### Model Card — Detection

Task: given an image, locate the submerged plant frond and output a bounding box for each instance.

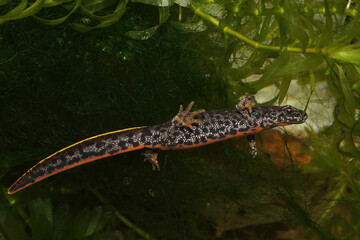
[2,0,360,239]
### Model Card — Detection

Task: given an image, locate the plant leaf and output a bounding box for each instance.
[174,0,190,7]
[0,212,30,240]
[250,53,289,92]
[283,1,309,49]
[257,10,272,42]
[278,76,292,104]
[85,206,102,236]
[337,64,355,116]
[198,3,227,20]
[83,0,117,13]
[80,0,127,21]
[159,6,169,24]
[0,0,10,6]
[319,0,333,46]
[29,198,53,224]
[131,0,173,7]
[328,43,360,67]
[52,205,69,239]
[43,0,73,8]
[125,25,160,40]
[25,198,54,239]
[125,6,169,40]
[34,0,81,25]
[72,208,91,237]
[71,0,127,32]
[275,55,324,76]
[10,0,44,21]
[0,0,27,23]
[171,19,207,32]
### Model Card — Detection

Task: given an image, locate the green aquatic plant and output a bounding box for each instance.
[0,190,122,240]
[1,0,360,238]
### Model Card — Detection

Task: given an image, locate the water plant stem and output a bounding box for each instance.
[233,7,357,18]
[88,186,156,240]
[191,4,323,54]
[318,180,347,224]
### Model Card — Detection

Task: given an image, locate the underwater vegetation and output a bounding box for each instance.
[1,0,360,239]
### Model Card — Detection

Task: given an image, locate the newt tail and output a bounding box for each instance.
[8,95,307,194]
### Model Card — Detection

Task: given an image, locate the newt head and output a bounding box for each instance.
[256,105,308,128]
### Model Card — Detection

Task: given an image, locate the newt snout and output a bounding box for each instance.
[302,111,308,122]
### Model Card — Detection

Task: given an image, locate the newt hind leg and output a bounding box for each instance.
[144,149,160,170]
[247,135,257,157]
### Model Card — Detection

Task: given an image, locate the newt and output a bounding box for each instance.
[8,94,307,194]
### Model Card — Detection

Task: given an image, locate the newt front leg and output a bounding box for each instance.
[172,101,205,130]
[145,101,205,170]
[236,94,259,156]
[163,101,205,145]
[236,93,256,118]
[237,93,256,113]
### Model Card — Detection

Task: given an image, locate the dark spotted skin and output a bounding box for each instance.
[8,104,307,194]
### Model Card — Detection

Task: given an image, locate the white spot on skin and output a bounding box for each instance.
[56,159,63,165]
